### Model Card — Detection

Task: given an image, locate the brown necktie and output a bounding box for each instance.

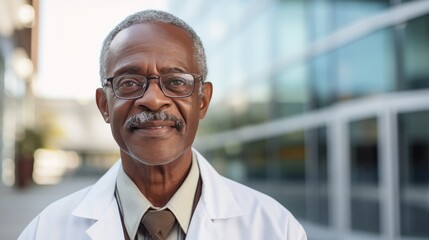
[140,209,176,240]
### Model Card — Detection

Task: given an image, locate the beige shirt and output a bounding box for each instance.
[115,153,200,240]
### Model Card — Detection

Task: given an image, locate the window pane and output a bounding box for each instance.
[306,127,330,225]
[349,118,380,233]
[401,14,429,90]
[242,139,268,180]
[334,0,389,30]
[336,29,395,101]
[398,111,429,238]
[272,64,309,118]
[266,132,306,219]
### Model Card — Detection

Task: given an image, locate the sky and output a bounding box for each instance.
[34,0,168,100]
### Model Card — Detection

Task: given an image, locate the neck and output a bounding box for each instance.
[121,151,192,207]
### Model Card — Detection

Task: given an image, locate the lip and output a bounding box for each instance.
[129,121,178,137]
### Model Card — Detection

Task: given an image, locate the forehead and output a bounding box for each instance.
[106,23,196,74]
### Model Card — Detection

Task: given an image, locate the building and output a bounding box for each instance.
[167,0,429,239]
[0,0,38,187]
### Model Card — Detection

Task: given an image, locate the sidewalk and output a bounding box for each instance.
[0,176,98,240]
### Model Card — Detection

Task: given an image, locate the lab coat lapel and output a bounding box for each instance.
[186,202,222,239]
[186,150,243,239]
[86,199,124,240]
[71,162,124,240]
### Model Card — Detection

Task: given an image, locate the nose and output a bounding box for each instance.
[134,79,171,111]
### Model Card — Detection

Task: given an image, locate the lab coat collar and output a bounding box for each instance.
[187,150,243,239]
[69,150,244,240]
[71,162,120,220]
[71,162,124,240]
[193,149,243,220]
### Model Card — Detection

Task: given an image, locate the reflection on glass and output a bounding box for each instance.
[398,111,429,238]
[401,14,429,90]
[272,64,309,118]
[309,53,336,108]
[349,118,380,233]
[334,0,389,30]
[242,139,268,180]
[306,127,330,225]
[309,29,395,108]
[268,132,306,219]
[336,29,394,101]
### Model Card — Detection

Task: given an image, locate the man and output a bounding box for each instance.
[19,10,307,240]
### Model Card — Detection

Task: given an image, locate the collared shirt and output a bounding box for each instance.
[115,153,200,240]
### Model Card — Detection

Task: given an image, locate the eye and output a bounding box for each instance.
[120,80,138,87]
[115,76,143,89]
[167,78,187,86]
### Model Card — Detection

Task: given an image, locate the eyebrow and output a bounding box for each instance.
[112,66,140,76]
[113,66,187,77]
[161,67,186,73]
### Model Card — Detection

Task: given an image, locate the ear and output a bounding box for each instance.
[199,82,212,119]
[96,88,110,123]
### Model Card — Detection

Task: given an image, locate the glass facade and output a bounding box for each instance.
[169,0,429,239]
[401,14,429,90]
[398,111,429,237]
[349,118,380,233]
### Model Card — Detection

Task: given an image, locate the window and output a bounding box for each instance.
[401,14,429,90]
[349,118,380,233]
[398,111,429,238]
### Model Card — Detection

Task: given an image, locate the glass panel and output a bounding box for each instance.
[242,6,273,78]
[401,14,429,90]
[264,132,306,219]
[334,0,389,30]
[272,64,309,118]
[308,53,336,109]
[273,0,306,59]
[349,118,380,233]
[398,111,429,238]
[307,0,334,41]
[242,139,268,180]
[309,29,395,108]
[335,29,395,101]
[306,127,330,225]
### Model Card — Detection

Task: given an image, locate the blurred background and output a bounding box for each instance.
[1,0,429,239]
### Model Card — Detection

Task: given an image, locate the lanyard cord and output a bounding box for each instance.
[115,184,133,240]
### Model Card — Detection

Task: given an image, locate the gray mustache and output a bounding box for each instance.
[125,112,184,131]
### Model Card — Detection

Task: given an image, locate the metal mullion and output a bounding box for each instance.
[378,107,400,239]
[328,116,350,239]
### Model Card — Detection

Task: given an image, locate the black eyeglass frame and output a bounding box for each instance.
[102,73,203,100]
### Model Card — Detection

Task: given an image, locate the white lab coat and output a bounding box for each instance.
[18,150,307,240]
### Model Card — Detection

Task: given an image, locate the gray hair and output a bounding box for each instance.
[99,10,207,83]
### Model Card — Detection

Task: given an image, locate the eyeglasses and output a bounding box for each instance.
[103,73,202,99]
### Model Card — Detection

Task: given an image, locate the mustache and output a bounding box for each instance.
[125,111,185,131]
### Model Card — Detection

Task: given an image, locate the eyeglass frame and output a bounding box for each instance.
[102,73,203,100]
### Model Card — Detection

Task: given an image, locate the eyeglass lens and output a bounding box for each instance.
[112,73,195,99]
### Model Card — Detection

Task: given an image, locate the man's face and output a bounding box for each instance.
[96,23,212,166]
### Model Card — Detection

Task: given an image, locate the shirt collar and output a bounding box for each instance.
[116,153,200,239]
[166,152,200,233]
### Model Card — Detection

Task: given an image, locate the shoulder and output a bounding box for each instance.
[224,176,301,222]
[225,177,307,239]
[18,162,121,239]
[216,176,308,239]
[18,186,94,240]
[223,177,286,211]
[194,150,307,239]
[38,186,92,220]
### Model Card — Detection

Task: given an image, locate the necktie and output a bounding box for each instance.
[141,209,176,240]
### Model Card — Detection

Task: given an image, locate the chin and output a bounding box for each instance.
[124,148,185,167]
